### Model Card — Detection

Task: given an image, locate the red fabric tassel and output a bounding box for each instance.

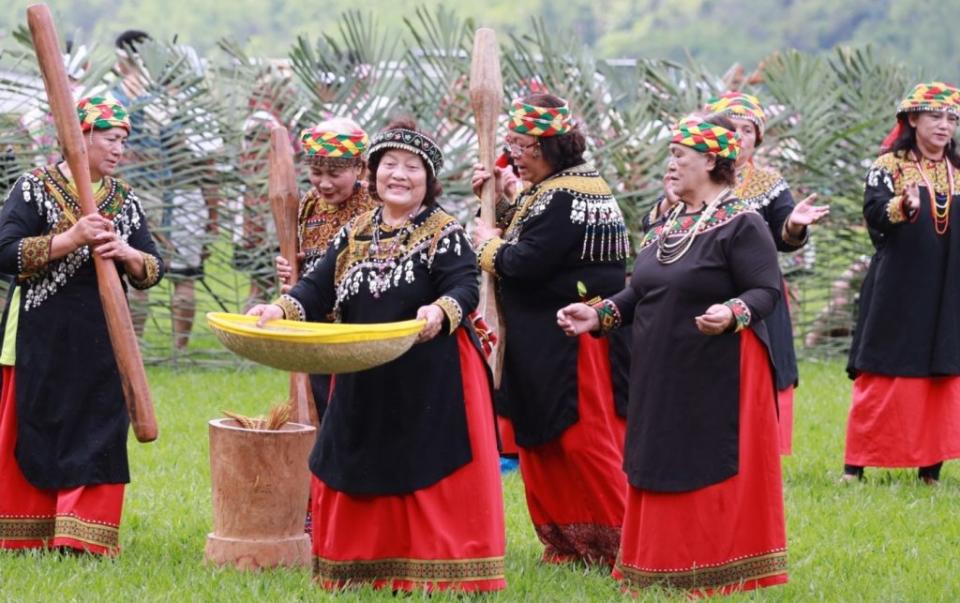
[880,121,903,153]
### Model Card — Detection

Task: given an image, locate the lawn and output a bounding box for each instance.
[2,359,959,601]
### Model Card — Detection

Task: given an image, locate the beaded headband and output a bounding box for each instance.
[671,116,741,159]
[299,127,369,158]
[896,81,960,117]
[368,127,444,176]
[507,98,573,137]
[704,91,765,141]
[77,94,131,133]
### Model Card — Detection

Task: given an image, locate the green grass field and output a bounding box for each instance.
[2,360,959,601]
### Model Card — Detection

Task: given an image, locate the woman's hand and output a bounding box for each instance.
[471,163,504,200]
[695,304,734,335]
[471,218,502,247]
[786,193,829,234]
[556,303,600,336]
[415,304,446,343]
[275,252,306,294]
[247,303,284,327]
[500,166,520,200]
[93,229,140,264]
[903,182,921,213]
[68,214,115,249]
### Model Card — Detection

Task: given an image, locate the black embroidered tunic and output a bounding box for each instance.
[848,152,960,378]
[478,163,630,447]
[605,199,780,492]
[0,166,164,489]
[280,205,482,495]
[642,163,805,391]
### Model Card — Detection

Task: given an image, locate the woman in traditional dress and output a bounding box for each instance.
[843,82,960,485]
[646,92,829,455]
[705,92,827,455]
[275,117,376,416]
[248,118,505,592]
[0,95,164,555]
[472,94,630,566]
[558,114,788,595]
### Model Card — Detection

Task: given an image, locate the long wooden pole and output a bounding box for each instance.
[27,4,157,442]
[469,28,505,385]
[268,126,317,427]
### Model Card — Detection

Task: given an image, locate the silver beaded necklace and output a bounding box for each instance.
[656,187,731,265]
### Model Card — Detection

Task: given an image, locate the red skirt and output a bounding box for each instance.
[497,416,519,456]
[845,373,960,467]
[0,367,124,556]
[517,333,627,566]
[778,386,794,456]
[310,330,505,592]
[613,330,787,596]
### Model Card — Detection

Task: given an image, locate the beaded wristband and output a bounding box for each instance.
[591,299,622,333]
[723,298,751,332]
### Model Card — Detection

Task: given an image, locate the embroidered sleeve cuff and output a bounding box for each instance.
[724,298,751,332]
[273,294,306,322]
[592,299,622,333]
[885,195,909,224]
[128,252,162,290]
[432,295,463,334]
[780,220,808,248]
[477,237,505,275]
[18,235,53,275]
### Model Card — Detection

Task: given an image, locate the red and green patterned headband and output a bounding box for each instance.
[703,91,765,139]
[300,127,369,158]
[897,81,960,117]
[77,95,131,133]
[671,116,741,159]
[508,98,573,137]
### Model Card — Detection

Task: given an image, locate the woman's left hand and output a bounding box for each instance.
[94,230,140,264]
[695,304,734,335]
[786,193,829,231]
[415,304,446,343]
[471,218,502,248]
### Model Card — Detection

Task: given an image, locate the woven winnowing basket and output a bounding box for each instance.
[206,312,424,374]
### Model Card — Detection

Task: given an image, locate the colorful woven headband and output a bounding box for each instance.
[508,99,573,137]
[704,91,765,139]
[368,128,444,176]
[77,95,130,133]
[671,116,741,159]
[300,127,368,158]
[896,81,960,117]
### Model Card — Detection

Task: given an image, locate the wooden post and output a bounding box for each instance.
[469,27,505,385]
[268,126,317,426]
[27,3,157,442]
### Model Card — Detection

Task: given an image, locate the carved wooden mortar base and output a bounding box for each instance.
[205,418,316,570]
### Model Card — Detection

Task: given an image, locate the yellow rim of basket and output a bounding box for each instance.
[206,312,425,344]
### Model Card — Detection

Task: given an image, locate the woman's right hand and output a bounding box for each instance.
[67,214,115,249]
[247,303,284,327]
[556,303,600,336]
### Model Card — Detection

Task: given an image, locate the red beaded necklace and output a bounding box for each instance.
[912,152,955,235]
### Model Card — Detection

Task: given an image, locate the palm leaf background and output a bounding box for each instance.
[0,9,923,363]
